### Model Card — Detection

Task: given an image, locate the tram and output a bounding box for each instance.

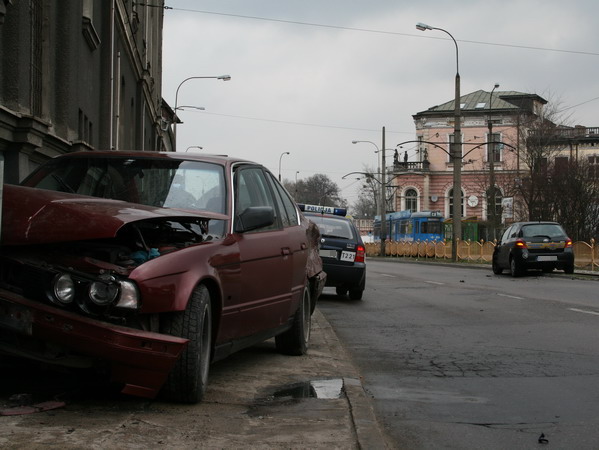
[373,210,444,242]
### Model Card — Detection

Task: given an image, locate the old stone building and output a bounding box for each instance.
[0,0,172,184]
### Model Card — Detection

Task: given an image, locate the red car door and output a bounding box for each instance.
[221,166,293,339]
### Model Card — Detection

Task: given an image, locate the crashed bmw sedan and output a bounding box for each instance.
[0,151,325,403]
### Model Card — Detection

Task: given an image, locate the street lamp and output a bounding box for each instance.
[278,151,290,181]
[295,171,300,197]
[186,146,203,152]
[488,83,500,240]
[173,75,231,150]
[416,22,462,261]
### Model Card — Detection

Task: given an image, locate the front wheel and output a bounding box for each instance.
[564,263,575,274]
[276,282,311,356]
[161,285,212,403]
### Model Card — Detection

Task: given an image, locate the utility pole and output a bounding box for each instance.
[380,127,387,257]
[488,83,499,241]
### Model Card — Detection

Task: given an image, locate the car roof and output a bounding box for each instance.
[53,150,257,167]
[304,212,352,221]
[511,221,561,227]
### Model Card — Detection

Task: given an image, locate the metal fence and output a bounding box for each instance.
[365,239,599,271]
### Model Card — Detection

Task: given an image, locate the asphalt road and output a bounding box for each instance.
[318,259,599,449]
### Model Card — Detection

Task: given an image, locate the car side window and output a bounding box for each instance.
[500,226,512,243]
[266,173,299,227]
[234,166,280,232]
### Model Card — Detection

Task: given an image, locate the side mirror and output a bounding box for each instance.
[235,206,275,233]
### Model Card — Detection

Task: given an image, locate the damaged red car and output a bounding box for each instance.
[0,151,325,403]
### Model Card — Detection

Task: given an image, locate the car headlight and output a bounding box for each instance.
[53,274,75,304]
[89,276,119,306]
[115,280,139,309]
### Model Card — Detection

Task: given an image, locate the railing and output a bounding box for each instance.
[365,238,599,271]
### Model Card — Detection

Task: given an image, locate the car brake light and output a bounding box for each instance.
[355,245,365,263]
[515,239,527,249]
[565,238,572,248]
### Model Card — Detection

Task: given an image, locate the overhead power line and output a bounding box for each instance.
[165,6,599,57]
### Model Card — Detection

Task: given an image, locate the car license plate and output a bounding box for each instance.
[340,251,356,262]
[319,249,337,259]
[537,255,557,261]
[0,300,33,335]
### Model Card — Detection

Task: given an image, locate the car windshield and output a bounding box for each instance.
[308,215,354,239]
[22,156,226,214]
[521,224,566,238]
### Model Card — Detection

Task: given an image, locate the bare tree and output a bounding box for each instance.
[283,174,345,207]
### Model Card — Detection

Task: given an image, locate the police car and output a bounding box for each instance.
[300,204,366,300]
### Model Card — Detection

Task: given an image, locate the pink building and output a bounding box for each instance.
[390,90,547,234]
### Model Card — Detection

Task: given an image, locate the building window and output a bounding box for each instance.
[405,189,417,212]
[448,188,465,218]
[487,132,502,163]
[589,156,599,178]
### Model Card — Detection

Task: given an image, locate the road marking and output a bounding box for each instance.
[568,308,599,316]
[380,274,396,278]
[425,281,445,285]
[496,293,524,300]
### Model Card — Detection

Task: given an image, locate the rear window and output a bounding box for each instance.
[308,215,354,240]
[521,224,566,238]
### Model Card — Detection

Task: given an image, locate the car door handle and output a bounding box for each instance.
[281,247,291,256]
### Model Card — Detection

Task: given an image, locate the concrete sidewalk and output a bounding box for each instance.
[0,309,391,449]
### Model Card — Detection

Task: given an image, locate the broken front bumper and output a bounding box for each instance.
[0,289,188,399]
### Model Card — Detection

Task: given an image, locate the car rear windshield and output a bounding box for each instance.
[22,156,226,214]
[308,215,354,240]
[521,224,566,238]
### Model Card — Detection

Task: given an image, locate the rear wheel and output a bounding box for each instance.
[564,263,575,274]
[509,257,523,277]
[276,282,311,355]
[161,285,212,403]
[335,287,348,297]
[492,257,503,275]
[349,288,363,300]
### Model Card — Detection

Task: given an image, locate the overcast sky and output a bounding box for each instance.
[162,0,599,208]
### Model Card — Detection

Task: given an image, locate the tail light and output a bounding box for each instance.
[565,238,572,248]
[355,245,366,263]
[515,239,527,249]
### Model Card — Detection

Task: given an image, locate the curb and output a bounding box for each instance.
[313,309,391,449]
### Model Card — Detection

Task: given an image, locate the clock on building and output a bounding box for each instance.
[467,195,479,207]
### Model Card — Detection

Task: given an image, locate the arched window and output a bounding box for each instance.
[448,188,465,218]
[405,189,417,212]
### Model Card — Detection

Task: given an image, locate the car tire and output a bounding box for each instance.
[509,257,523,277]
[348,288,363,301]
[564,264,575,274]
[276,282,311,356]
[492,257,503,275]
[161,285,212,403]
[335,287,348,297]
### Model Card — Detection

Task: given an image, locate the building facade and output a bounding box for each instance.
[389,90,549,236]
[0,0,172,184]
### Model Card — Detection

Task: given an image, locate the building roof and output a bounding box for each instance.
[413,90,547,117]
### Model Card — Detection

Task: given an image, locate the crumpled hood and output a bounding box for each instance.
[2,184,224,245]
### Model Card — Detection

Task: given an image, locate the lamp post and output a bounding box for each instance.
[186,146,203,152]
[488,83,500,240]
[295,171,300,198]
[416,22,461,261]
[278,151,290,181]
[353,127,389,257]
[173,75,231,150]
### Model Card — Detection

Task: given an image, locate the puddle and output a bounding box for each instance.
[272,378,344,400]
